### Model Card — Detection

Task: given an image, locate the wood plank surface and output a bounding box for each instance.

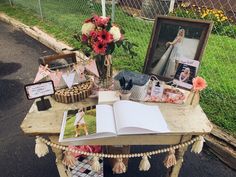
[211,125,236,149]
[20,97,212,145]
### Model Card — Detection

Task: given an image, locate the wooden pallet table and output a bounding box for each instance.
[20,96,212,177]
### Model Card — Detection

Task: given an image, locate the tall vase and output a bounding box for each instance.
[95,54,113,89]
[185,90,200,107]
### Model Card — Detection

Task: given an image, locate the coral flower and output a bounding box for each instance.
[93,41,107,54]
[97,30,113,43]
[192,76,207,91]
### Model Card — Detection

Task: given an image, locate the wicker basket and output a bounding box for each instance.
[52,80,93,104]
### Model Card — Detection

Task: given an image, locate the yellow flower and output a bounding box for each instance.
[201,13,207,18]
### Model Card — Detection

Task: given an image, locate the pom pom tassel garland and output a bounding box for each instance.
[191,136,205,154]
[62,151,77,168]
[139,154,151,171]
[35,136,49,158]
[33,136,205,172]
[112,158,127,174]
[163,148,177,168]
[91,156,101,172]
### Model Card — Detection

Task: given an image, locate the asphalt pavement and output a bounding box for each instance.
[0,21,235,177]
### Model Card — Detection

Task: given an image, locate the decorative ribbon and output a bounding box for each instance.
[104,55,112,79]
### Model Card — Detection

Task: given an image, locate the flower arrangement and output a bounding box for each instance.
[75,15,137,58]
[74,15,137,88]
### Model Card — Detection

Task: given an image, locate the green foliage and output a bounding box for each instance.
[171,4,236,39]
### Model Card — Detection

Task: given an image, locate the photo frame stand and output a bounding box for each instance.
[36,97,51,111]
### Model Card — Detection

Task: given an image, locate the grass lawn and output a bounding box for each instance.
[0,1,235,135]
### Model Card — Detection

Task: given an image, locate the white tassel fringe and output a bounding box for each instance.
[62,151,77,168]
[91,156,101,172]
[112,158,126,174]
[191,136,205,154]
[163,148,176,168]
[35,136,49,158]
[139,154,151,171]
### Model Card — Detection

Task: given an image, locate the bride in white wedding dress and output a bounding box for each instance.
[151,29,185,78]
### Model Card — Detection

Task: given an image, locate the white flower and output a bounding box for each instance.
[109,26,121,42]
[81,22,95,35]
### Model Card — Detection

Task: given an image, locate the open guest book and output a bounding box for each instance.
[59,100,169,143]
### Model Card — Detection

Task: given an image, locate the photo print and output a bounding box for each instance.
[173,58,200,89]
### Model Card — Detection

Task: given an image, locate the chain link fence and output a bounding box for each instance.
[1,0,236,133]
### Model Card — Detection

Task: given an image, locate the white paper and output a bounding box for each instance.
[96,105,116,134]
[113,101,169,134]
[26,82,54,99]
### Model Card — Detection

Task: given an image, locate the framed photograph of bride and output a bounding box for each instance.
[143,15,213,89]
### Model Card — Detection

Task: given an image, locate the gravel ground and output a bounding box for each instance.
[0,21,235,177]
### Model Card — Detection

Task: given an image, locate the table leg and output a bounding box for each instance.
[167,135,192,177]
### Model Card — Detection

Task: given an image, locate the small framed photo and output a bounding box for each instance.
[143,16,213,82]
[173,58,199,89]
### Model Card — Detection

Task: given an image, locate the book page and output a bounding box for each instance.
[113,101,169,134]
[96,105,116,134]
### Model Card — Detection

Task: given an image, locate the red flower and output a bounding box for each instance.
[90,30,98,39]
[81,34,88,43]
[93,15,110,27]
[97,30,113,43]
[93,41,107,54]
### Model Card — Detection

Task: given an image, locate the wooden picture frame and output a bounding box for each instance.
[143,16,213,82]
[39,53,77,70]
